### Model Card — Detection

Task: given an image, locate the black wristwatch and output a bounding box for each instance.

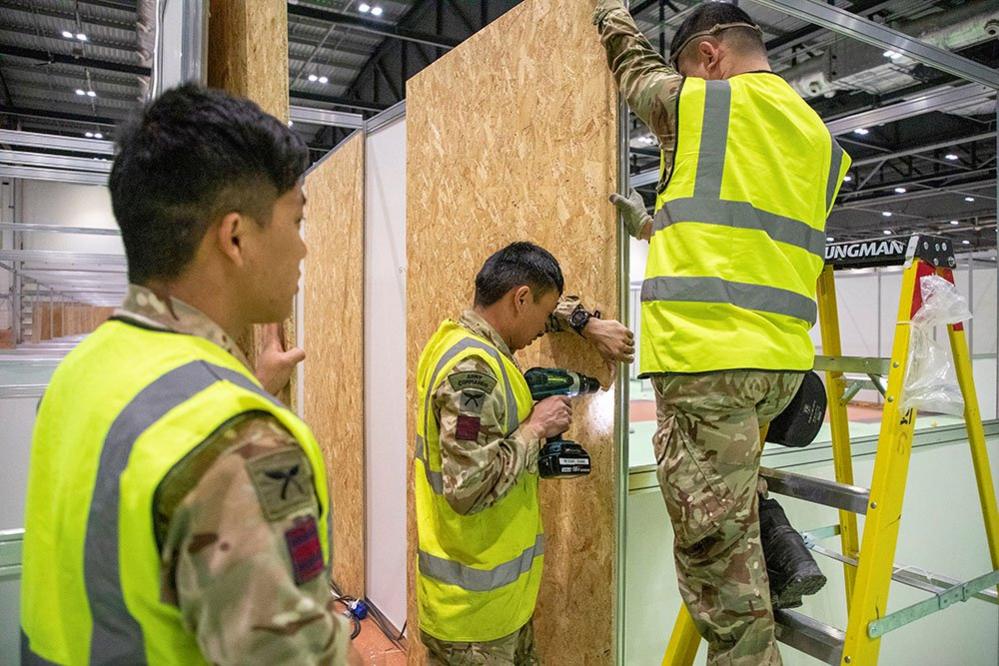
[569,306,600,336]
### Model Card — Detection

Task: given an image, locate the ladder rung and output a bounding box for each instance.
[773,609,844,665]
[761,467,870,514]
[814,355,891,375]
[808,541,999,606]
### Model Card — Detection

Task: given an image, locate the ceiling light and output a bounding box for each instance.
[894,187,906,194]
[826,236,835,242]
[93,132,103,139]
[962,240,971,245]
[881,211,892,217]
[358,2,371,12]
[371,6,383,16]
[950,220,960,225]
[843,175,853,182]
[854,128,869,136]
[883,229,892,235]
[75,88,86,95]
[965,196,975,202]
[318,75,329,84]
[945,153,959,161]
[76,33,87,41]
[84,131,94,138]
[288,120,294,127]
[61,30,74,39]
[86,90,96,97]
[307,74,318,82]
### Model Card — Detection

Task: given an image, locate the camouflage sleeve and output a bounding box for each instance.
[545,295,583,334]
[434,356,541,515]
[593,0,683,152]
[157,414,352,665]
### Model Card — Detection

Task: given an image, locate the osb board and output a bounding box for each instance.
[405,0,619,662]
[207,0,289,121]
[207,0,295,407]
[33,304,47,343]
[52,304,63,339]
[302,132,366,598]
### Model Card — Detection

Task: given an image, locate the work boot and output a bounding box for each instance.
[759,496,826,610]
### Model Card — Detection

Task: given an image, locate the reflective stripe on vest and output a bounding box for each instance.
[418,534,544,592]
[82,360,279,664]
[642,74,850,374]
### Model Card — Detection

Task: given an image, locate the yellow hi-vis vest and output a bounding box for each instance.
[20,319,330,665]
[642,73,851,375]
[414,321,541,642]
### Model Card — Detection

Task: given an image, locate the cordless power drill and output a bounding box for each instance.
[524,367,601,479]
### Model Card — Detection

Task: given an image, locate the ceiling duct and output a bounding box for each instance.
[783,0,999,101]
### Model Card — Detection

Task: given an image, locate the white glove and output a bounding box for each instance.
[609,188,653,239]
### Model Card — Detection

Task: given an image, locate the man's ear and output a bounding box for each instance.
[512,285,531,315]
[216,212,246,267]
[699,40,722,73]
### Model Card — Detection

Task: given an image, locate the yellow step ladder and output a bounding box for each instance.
[661,235,999,665]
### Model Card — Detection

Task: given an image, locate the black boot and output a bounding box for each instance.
[759,496,826,610]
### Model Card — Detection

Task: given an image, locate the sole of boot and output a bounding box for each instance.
[780,570,827,599]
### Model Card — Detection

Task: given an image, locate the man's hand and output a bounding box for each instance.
[522,396,573,440]
[254,323,306,396]
[609,188,653,240]
[583,317,635,364]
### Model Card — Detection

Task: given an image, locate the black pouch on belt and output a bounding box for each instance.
[765,371,827,448]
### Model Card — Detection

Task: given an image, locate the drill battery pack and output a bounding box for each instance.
[538,439,591,478]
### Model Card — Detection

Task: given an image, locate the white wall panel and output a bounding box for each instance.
[363,117,408,630]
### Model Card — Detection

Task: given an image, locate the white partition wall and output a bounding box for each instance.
[363,114,408,630]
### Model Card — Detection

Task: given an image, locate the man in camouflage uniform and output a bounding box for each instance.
[21,86,361,665]
[417,242,634,664]
[594,2,836,665]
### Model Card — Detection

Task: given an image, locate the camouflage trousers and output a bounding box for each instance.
[652,370,803,666]
[421,621,538,666]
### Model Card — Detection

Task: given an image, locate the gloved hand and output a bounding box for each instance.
[609,188,653,240]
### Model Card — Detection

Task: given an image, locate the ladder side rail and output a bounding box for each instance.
[817,265,862,603]
[940,267,999,587]
[841,260,927,665]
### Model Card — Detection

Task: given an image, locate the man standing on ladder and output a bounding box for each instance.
[594,2,851,664]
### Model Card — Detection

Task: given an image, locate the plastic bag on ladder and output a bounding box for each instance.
[901,274,973,416]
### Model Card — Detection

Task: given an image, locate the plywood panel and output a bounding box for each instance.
[303,133,366,598]
[207,0,295,407]
[406,0,619,662]
[207,0,289,121]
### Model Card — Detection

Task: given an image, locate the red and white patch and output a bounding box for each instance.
[455,414,481,441]
[284,515,324,585]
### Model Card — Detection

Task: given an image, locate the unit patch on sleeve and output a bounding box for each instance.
[448,371,497,395]
[284,515,324,585]
[455,414,482,441]
[459,389,486,414]
[246,448,316,521]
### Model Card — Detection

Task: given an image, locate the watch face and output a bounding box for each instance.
[570,310,588,328]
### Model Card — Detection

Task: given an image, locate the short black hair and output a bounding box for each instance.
[670,3,765,65]
[474,242,565,307]
[109,84,309,284]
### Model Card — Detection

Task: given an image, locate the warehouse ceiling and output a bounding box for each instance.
[0,0,995,251]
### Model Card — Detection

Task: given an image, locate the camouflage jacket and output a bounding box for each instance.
[594,0,683,186]
[431,297,583,515]
[115,285,351,665]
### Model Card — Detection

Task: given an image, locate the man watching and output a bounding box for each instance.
[21,85,361,665]
[414,241,633,664]
[595,2,851,664]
